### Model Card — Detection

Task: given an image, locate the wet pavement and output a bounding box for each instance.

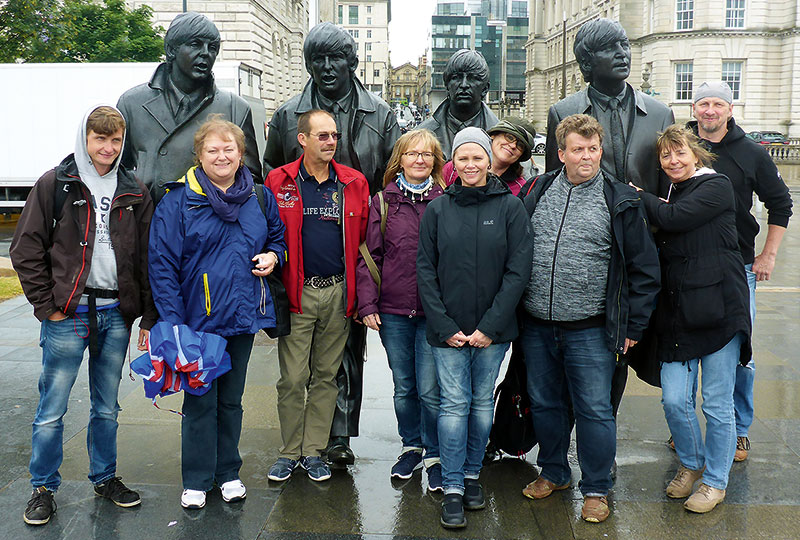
[0,209,797,540]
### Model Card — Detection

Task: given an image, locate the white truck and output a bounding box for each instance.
[0,61,267,211]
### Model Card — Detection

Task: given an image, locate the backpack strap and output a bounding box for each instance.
[51,181,71,233]
[378,190,387,236]
[359,190,386,290]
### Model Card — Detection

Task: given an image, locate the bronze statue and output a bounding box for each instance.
[117,12,261,202]
[263,22,400,465]
[263,22,399,195]
[544,18,674,196]
[418,49,499,159]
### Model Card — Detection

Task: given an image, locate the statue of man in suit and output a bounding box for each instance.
[544,18,674,196]
[117,12,261,202]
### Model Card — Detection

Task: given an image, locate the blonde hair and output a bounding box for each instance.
[193,114,246,166]
[555,114,605,150]
[656,125,715,168]
[383,129,445,188]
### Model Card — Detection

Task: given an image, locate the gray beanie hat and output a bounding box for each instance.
[693,81,733,104]
[451,126,492,165]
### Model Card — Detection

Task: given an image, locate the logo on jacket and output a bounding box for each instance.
[277,185,299,208]
[483,219,495,226]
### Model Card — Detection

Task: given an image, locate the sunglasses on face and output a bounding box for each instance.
[308,131,342,142]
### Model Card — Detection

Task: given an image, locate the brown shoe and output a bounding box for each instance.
[581,496,609,523]
[522,476,570,500]
[666,465,705,498]
[734,436,750,462]
[684,483,725,513]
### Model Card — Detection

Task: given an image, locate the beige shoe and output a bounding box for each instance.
[734,436,750,462]
[522,476,570,500]
[666,465,705,498]
[684,483,725,513]
[581,496,609,523]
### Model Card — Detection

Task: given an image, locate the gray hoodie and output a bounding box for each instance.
[75,105,125,305]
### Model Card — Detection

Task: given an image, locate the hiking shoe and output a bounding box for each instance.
[666,465,704,499]
[522,476,570,500]
[301,456,331,482]
[267,458,298,482]
[463,478,485,510]
[581,496,609,523]
[440,493,466,529]
[220,479,246,503]
[734,436,750,462]
[180,489,206,509]
[426,463,443,493]
[326,438,355,466]
[23,487,56,526]
[93,477,141,508]
[684,483,725,513]
[667,435,676,452]
[390,450,423,480]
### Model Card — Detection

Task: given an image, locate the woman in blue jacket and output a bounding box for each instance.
[149,116,286,510]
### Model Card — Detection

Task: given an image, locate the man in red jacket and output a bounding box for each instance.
[265,109,369,482]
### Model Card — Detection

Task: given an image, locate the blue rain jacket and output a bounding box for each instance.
[149,167,287,337]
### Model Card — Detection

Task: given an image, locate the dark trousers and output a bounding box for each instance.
[330,323,366,439]
[181,333,254,491]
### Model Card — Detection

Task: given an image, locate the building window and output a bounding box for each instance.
[674,62,693,101]
[366,54,372,61]
[349,5,358,24]
[347,29,359,38]
[725,0,745,28]
[338,5,343,24]
[722,61,743,100]
[366,42,371,51]
[374,69,380,78]
[367,5,371,13]
[367,17,372,25]
[367,30,372,38]
[360,70,365,78]
[676,0,693,30]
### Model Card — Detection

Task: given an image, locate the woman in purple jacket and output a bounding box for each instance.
[357,129,446,491]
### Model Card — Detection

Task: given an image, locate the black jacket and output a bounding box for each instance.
[641,172,751,365]
[417,175,532,347]
[519,169,661,354]
[11,155,157,329]
[687,118,793,264]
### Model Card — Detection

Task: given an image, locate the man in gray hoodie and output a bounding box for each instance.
[11,106,157,526]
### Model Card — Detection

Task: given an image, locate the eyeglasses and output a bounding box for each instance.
[498,132,520,148]
[402,151,435,161]
[308,131,342,142]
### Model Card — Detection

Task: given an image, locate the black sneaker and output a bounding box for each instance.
[94,477,141,507]
[463,478,486,510]
[440,493,466,529]
[24,487,56,526]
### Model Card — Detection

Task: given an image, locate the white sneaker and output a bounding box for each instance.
[180,489,206,509]
[220,479,247,503]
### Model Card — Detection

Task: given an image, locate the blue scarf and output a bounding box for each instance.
[396,172,433,201]
[195,165,254,222]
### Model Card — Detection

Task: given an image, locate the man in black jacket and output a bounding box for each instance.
[687,81,793,462]
[519,114,660,523]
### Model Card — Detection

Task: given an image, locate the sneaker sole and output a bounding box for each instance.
[307,472,331,482]
[267,473,292,482]
[440,517,467,529]
[391,461,423,480]
[181,500,206,509]
[222,493,246,503]
[23,513,51,526]
[428,485,444,493]
[93,491,141,508]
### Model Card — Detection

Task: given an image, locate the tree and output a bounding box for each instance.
[0,0,164,63]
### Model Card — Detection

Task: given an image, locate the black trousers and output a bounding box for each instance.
[330,323,366,438]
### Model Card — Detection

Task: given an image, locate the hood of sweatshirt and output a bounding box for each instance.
[74,104,126,188]
[445,173,511,206]
[686,117,746,148]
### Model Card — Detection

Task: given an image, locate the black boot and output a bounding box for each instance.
[440,493,467,529]
[326,437,355,466]
[463,478,486,510]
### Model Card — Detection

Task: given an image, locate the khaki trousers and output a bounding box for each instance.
[277,282,350,459]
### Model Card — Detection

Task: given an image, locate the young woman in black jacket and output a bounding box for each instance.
[634,126,751,514]
[417,127,532,529]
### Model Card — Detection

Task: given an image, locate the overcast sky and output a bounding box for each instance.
[388,0,437,67]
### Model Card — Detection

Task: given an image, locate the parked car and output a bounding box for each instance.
[532,133,546,154]
[746,131,789,145]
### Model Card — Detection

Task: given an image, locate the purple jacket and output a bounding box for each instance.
[357,181,444,318]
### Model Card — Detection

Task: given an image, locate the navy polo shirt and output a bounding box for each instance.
[299,161,345,278]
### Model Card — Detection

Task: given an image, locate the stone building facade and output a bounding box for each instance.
[387,57,430,109]
[127,0,310,120]
[335,0,391,97]
[525,0,800,136]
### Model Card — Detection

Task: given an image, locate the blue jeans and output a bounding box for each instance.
[520,319,616,496]
[734,264,756,437]
[182,334,254,491]
[432,342,508,495]
[30,309,130,490]
[661,333,743,490]
[378,314,439,462]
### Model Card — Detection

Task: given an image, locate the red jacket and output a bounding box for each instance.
[266,156,369,317]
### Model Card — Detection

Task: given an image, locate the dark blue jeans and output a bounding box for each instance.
[520,319,616,496]
[30,308,130,490]
[182,333,254,491]
[432,342,509,495]
[378,313,440,462]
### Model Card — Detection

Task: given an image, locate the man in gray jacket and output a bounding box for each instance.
[117,12,261,202]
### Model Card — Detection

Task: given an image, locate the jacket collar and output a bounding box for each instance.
[579,84,649,116]
[55,153,142,203]
[279,156,362,187]
[292,78,377,115]
[142,63,217,133]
